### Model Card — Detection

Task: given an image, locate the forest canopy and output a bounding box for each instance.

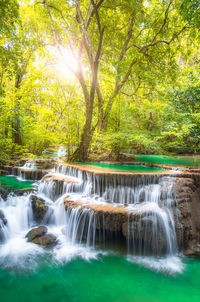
[0,0,200,163]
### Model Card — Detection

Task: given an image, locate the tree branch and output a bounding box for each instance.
[118,18,134,62]
[86,0,105,29]
[43,0,60,47]
[151,0,173,43]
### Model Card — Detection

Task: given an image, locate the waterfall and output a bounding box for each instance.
[0,194,33,239]
[0,163,184,273]
[38,165,178,256]
[7,162,46,181]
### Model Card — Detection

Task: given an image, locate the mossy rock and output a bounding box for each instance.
[30,195,48,223]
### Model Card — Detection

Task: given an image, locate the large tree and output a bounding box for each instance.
[33,0,190,161]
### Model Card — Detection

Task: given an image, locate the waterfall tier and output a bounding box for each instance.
[0,162,200,273]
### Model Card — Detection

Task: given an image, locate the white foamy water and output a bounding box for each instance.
[127,254,185,274]
[0,192,104,272]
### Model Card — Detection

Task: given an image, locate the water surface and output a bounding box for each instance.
[77,162,165,172]
[0,176,33,190]
[0,256,199,302]
[134,155,200,167]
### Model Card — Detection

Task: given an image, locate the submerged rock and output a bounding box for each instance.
[26,226,57,247]
[30,195,48,223]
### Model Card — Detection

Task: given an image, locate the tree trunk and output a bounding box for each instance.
[70,105,93,161]
[148,111,153,131]
[12,117,22,145]
[12,98,22,145]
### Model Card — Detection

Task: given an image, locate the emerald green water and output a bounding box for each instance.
[0,176,33,190]
[134,155,200,167]
[77,162,165,172]
[0,256,199,302]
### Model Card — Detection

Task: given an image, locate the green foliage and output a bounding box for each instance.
[0,0,199,163]
[180,0,200,28]
[0,136,33,165]
[91,131,163,157]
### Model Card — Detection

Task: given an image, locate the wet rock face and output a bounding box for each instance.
[0,187,33,199]
[0,210,7,231]
[122,215,168,254]
[0,210,7,242]
[0,210,7,228]
[0,187,8,200]
[172,176,200,255]
[25,226,57,247]
[19,169,45,181]
[14,188,34,196]
[30,195,48,223]
[64,199,169,254]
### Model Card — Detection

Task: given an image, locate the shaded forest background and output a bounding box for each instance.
[0,0,200,163]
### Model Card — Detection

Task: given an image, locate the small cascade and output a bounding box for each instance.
[65,207,106,247]
[7,162,47,181]
[51,165,163,204]
[0,194,33,246]
[22,161,37,170]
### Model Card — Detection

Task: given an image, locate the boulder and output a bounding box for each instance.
[25,226,57,247]
[26,226,47,242]
[32,234,57,246]
[30,195,48,223]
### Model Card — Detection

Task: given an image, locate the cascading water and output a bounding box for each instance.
[0,164,184,274]
[22,161,37,170]
[8,161,46,181]
[41,166,179,255]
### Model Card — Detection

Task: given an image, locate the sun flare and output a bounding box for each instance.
[57,47,79,78]
[48,46,79,79]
